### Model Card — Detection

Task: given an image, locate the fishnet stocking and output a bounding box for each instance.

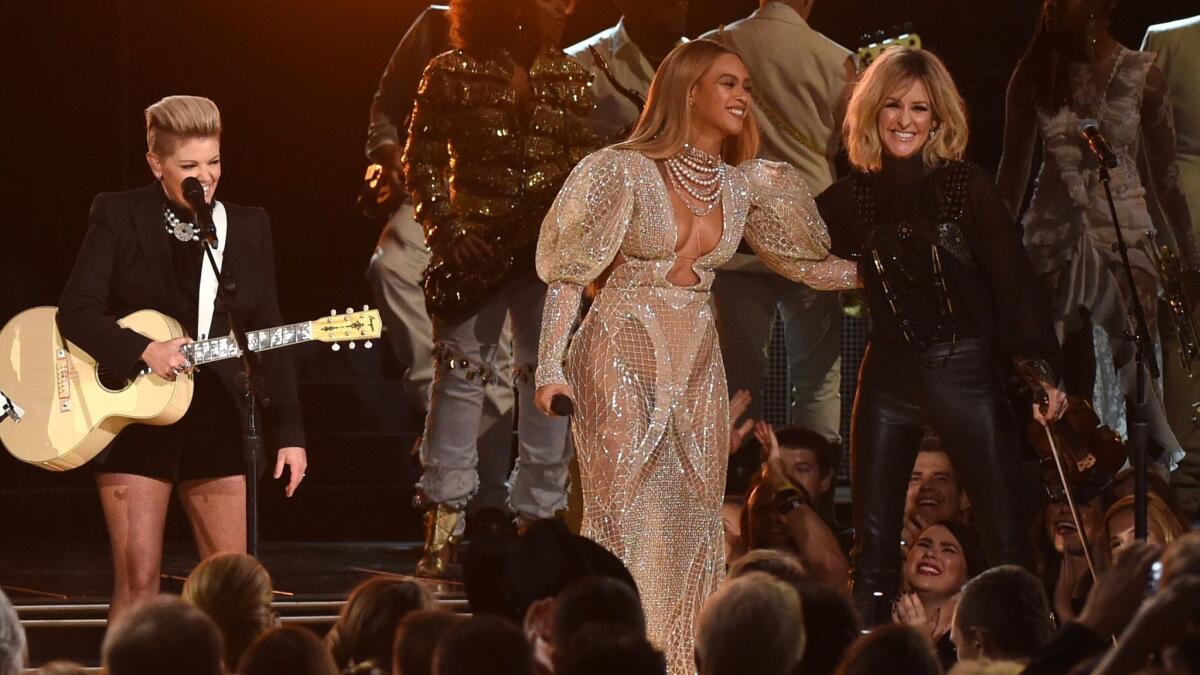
[178,475,247,558]
[96,472,172,621]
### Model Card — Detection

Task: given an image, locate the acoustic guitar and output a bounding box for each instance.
[0,306,381,471]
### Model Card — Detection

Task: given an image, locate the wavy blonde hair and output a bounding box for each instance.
[182,552,274,671]
[145,95,221,158]
[1104,493,1187,549]
[844,47,968,173]
[616,39,759,166]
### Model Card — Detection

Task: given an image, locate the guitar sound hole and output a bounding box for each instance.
[96,364,136,392]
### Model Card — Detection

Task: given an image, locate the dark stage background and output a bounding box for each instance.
[1,0,1196,544]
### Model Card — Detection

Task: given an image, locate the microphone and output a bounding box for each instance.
[181,177,217,245]
[1078,119,1118,169]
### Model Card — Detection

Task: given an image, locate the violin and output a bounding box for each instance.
[1026,395,1126,505]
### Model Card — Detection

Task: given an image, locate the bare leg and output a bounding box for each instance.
[96,472,172,622]
[178,475,247,559]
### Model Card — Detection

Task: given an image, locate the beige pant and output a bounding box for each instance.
[366,205,515,512]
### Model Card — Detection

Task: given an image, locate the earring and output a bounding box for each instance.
[929,128,938,140]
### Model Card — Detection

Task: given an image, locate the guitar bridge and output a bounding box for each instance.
[55,348,71,412]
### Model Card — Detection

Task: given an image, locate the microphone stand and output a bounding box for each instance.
[191,199,266,557]
[1097,159,1156,542]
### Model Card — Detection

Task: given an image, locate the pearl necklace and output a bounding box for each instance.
[163,205,200,243]
[665,144,726,217]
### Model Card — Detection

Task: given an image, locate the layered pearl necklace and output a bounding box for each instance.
[665,143,726,217]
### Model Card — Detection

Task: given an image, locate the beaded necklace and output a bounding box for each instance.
[664,144,726,217]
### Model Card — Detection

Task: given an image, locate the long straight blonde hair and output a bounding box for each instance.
[616,39,759,166]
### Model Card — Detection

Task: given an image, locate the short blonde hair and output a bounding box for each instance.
[145,95,221,158]
[844,48,968,173]
[616,39,759,166]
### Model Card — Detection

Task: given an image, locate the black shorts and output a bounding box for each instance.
[94,368,245,483]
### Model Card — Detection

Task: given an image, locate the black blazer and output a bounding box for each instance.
[57,182,305,450]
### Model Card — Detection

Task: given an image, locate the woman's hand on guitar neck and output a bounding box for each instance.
[1033,381,1068,426]
[141,337,194,381]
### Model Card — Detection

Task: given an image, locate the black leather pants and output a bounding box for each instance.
[850,338,1031,625]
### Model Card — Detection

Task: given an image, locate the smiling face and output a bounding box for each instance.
[688,52,751,143]
[876,78,935,161]
[905,450,965,524]
[904,524,969,597]
[1044,498,1103,556]
[146,136,221,208]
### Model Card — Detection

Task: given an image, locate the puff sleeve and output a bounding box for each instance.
[534,148,634,387]
[741,159,860,290]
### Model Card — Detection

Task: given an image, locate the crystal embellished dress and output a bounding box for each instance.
[535,148,858,674]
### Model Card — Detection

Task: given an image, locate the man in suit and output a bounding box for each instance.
[363,5,516,530]
[566,0,689,143]
[1143,14,1200,524]
[703,0,855,445]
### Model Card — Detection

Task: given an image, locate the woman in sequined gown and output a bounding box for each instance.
[533,40,859,674]
[997,0,1198,467]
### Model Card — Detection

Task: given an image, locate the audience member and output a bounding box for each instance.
[556,624,666,675]
[902,436,969,556]
[551,576,646,668]
[393,610,464,675]
[726,552,861,675]
[327,576,435,673]
[1032,495,1106,624]
[950,565,1053,664]
[182,551,276,671]
[895,521,987,671]
[1022,541,1161,675]
[1104,493,1188,557]
[1162,530,1200,581]
[743,422,850,588]
[695,572,805,675]
[433,615,532,675]
[238,625,340,675]
[101,597,222,675]
[0,588,24,675]
[833,624,941,675]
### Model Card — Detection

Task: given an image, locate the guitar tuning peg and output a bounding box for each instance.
[331,343,341,352]
[362,304,369,311]
[330,309,337,316]
[349,341,357,350]
[364,340,373,349]
[346,307,354,314]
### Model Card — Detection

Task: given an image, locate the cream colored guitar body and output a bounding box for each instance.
[0,307,191,471]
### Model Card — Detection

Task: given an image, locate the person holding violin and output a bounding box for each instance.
[815,47,1066,625]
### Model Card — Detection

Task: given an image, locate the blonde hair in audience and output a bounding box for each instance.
[182,552,275,671]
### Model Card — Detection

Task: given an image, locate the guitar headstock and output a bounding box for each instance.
[312,306,382,351]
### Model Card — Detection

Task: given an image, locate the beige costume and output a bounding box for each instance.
[535,148,857,674]
[703,3,855,439]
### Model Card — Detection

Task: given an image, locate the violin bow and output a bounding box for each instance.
[1040,421,1100,582]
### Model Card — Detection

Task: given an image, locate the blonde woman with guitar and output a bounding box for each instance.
[56,95,307,621]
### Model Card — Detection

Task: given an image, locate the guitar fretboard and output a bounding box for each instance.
[183,322,313,365]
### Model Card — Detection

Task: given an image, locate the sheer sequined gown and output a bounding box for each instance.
[535,149,858,674]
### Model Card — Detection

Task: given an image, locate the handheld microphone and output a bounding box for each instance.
[1078,119,1118,169]
[181,177,217,245]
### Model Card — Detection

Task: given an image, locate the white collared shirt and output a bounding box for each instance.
[567,19,685,142]
[196,201,228,340]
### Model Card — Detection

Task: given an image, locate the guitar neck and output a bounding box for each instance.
[184,321,314,365]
